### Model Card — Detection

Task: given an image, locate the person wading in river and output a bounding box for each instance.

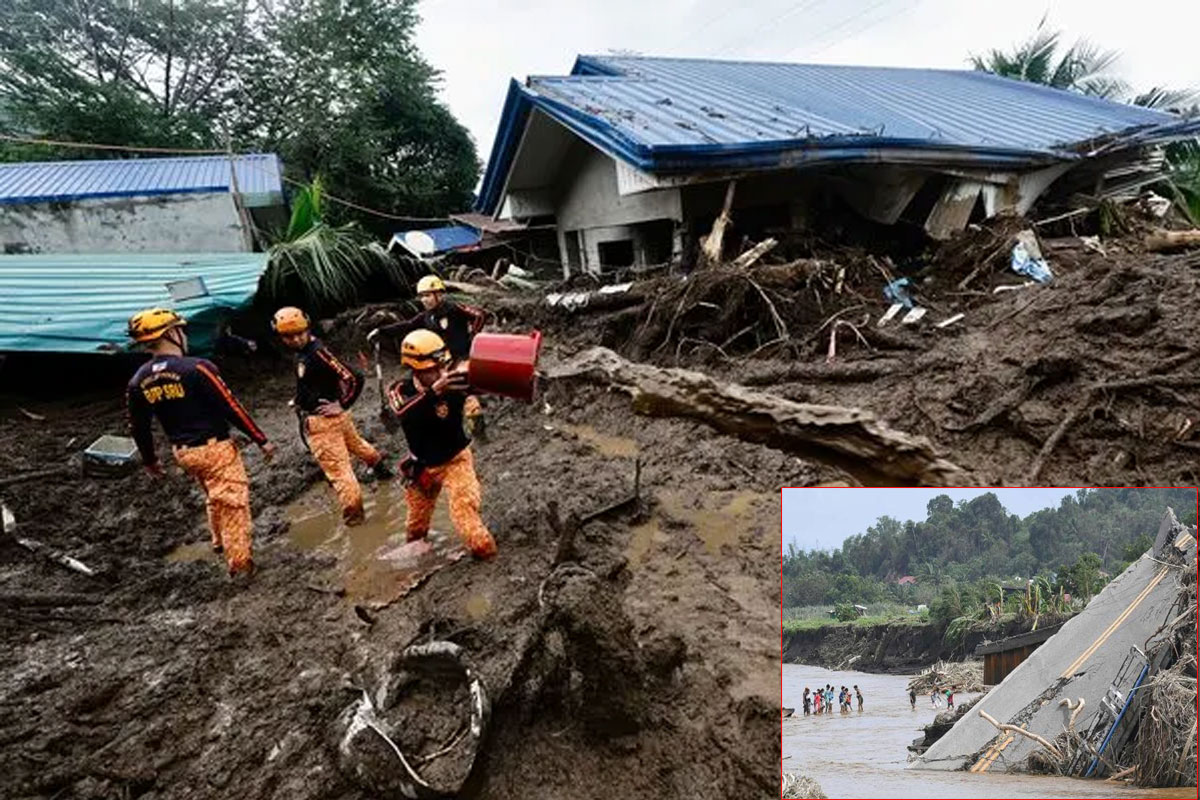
[909,688,917,709]
[802,688,811,715]
[384,329,497,559]
[855,684,864,712]
[274,306,392,524]
[125,308,275,578]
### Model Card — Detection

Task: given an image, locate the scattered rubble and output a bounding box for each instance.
[907,660,985,695]
[782,773,827,799]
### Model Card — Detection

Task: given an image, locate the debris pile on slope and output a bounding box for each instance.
[907,660,984,694]
[1135,561,1198,787]
[782,773,827,799]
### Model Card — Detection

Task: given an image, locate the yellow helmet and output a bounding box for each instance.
[271,306,310,335]
[401,329,450,370]
[128,308,187,342]
[416,275,446,295]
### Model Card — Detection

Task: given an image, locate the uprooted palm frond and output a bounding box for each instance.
[285,174,325,241]
[265,222,395,307]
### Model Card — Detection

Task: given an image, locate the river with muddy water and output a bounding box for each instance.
[783,665,1196,799]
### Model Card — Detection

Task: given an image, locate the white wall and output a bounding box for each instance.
[554,147,682,273]
[0,192,251,254]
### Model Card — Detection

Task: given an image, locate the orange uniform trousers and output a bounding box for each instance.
[306,412,381,523]
[405,447,496,558]
[172,438,253,574]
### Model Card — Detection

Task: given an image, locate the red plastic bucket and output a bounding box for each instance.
[468,331,542,401]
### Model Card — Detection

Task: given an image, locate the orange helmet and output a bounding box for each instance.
[128,308,187,342]
[271,306,310,335]
[401,329,449,370]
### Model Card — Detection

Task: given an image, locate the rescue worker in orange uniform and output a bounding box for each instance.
[368,275,488,438]
[125,308,274,577]
[273,306,393,525]
[384,329,496,559]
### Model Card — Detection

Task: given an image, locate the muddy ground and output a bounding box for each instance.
[503,226,1200,486]
[0,341,788,798]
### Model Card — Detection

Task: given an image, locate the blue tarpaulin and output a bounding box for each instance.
[0,253,270,354]
[389,225,483,258]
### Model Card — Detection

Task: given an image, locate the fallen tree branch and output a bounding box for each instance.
[14,538,98,577]
[732,237,777,269]
[1030,373,1200,480]
[0,592,102,607]
[0,467,73,488]
[549,347,974,486]
[979,709,1063,760]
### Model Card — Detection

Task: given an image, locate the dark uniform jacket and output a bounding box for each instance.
[127,355,268,465]
[294,337,364,414]
[385,375,470,466]
[378,301,486,361]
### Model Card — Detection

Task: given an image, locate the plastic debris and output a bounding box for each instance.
[1010,231,1053,284]
[935,313,965,329]
[883,278,916,308]
[901,307,927,325]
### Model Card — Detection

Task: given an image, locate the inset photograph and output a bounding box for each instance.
[782,487,1197,799]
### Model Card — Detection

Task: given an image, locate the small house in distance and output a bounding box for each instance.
[0,154,286,254]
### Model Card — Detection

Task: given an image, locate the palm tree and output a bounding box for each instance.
[969,20,1127,99]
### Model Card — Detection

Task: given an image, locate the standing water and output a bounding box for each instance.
[783,665,1196,799]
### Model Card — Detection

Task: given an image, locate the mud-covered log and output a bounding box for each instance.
[549,347,974,486]
[1145,230,1200,252]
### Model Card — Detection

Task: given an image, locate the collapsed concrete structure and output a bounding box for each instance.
[914,509,1197,778]
[474,56,1199,276]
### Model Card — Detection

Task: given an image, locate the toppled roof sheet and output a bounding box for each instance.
[0,154,284,206]
[0,252,269,354]
[449,212,531,234]
[389,225,483,258]
[477,55,1199,213]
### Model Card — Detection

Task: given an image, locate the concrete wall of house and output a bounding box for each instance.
[0,192,251,254]
[553,145,682,275]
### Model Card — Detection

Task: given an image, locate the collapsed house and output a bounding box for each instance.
[474,55,1199,276]
[0,153,286,254]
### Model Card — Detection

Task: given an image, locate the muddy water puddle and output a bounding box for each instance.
[285,481,459,605]
[783,665,1197,798]
[555,422,639,458]
[168,480,464,607]
[656,489,767,555]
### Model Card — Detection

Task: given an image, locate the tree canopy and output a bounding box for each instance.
[783,488,1195,609]
[0,0,479,225]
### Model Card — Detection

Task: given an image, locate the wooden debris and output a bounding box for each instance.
[0,466,72,489]
[13,537,98,577]
[1144,229,1200,252]
[17,407,46,421]
[700,180,737,267]
[549,347,974,487]
[731,237,777,269]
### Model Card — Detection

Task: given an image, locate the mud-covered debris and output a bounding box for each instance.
[551,347,974,487]
[336,640,489,799]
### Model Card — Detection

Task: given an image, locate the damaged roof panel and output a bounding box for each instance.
[0,154,284,206]
[478,55,1198,214]
[0,252,269,354]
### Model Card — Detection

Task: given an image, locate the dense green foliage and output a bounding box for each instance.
[0,0,479,223]
[783,489,1196,615]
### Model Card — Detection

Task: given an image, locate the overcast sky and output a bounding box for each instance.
[781,488,1080,551]
[416,0,1200,168]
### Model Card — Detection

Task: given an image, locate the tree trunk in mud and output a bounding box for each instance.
[549,347,974,487]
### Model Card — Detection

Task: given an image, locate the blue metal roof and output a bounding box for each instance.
[390,225,483,258]
[0,153,284,206]
[0,253,270,353]
[477,55,1199,214]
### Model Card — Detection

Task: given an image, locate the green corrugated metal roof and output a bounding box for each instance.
[0,253,269,354]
